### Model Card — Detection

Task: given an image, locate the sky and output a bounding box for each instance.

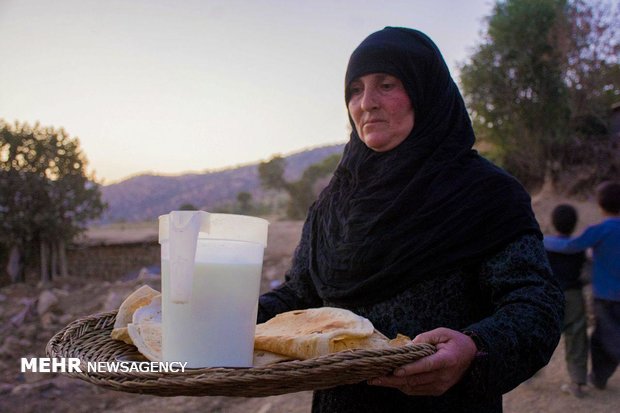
[0,0,494,184]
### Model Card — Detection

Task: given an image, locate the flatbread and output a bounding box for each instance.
[388,333,412,347]
[331,330,412,352]
[114,285,160,328]
[254,307,375,359]
[132,295,162,324]
[110,326,133,344]
[124,319,292,366]
[252,350,293,367]
[127,322,161,362]
[112,295,410,363]
[111,285,159,344]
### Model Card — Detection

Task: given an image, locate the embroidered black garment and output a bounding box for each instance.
[306,27,541,306]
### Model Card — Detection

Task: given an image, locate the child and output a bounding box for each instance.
[544,181,620,390]
[545,204,588,397]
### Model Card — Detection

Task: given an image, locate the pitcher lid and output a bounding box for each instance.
[158,212,269,247]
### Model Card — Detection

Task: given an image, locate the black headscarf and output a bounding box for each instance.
[305,27,541,306]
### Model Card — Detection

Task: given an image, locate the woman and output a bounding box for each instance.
[258,27,563,413]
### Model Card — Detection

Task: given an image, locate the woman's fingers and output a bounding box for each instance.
[368,327,478,396]
[392,351,448,376]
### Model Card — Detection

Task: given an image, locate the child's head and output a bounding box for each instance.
[596,181,620,215]
[551,204,578,236]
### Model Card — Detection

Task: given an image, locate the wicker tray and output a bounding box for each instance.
[46,311,436,397]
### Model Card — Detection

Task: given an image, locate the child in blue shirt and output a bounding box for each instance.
[545,204,588,397]
[544,181,620,390]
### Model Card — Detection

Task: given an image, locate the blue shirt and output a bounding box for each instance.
[544,218,620,301]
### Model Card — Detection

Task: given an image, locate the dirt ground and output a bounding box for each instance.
[1,192,619,413]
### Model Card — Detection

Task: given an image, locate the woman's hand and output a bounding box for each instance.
[368,327,477,396]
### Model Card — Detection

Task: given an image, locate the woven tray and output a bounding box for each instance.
[46,311,436,397]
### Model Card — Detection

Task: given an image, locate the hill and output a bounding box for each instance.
[99,144,345,223]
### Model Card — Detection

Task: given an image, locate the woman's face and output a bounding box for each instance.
[347,73,414,152]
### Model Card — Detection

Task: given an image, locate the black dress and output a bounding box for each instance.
[258,233,563,413]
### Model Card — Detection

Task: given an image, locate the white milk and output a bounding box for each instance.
[161,239,264,368]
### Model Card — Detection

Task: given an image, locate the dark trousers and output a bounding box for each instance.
[563,289,588,384]
[591,299,620,385]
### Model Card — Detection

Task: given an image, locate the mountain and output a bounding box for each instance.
[99,143,345,223]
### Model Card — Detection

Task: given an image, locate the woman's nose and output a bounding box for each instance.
[360,88,379,111]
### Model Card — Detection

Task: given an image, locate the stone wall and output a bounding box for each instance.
[66,241,160,281]
[1,221,304,285]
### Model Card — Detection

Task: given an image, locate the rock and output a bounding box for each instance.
[257,403,273,413]
[137,267,151,280]
[102,291,125,312]
[23,370,46,384]
[37,290,59,316]
[10,298,36,327]
[11,380,54,395]
[58,314,75,325]
[20,353,37,365]
[52,375,86,390]
[264,267,280,280]
[20,325,38,340]
[0,383,13,395]
[52,288,69,297]
[40,313,56,330]
[37,280,52,289]
[2,336,22,354]
[18,338,32,348]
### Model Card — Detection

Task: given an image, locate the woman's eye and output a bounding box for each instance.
[349,86,363,95]
[381,82,395,90]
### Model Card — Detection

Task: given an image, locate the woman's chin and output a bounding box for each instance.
[361,135,402,152]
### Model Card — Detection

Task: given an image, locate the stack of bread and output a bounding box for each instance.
[111,285,162,362]
[111,285,411,366]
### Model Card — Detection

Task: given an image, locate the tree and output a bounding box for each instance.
[0,120,106,283]
[564,0,620,133]
[460,0,569,188]
[0,169,47,282]
[259,154,341,219]
[285,154,341,219]
[236,191,253,214]
[178,203,198,211]
[459,0,620,189]
[258,155,287,191]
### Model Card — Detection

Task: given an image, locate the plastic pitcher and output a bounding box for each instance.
[158,211,269,368]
